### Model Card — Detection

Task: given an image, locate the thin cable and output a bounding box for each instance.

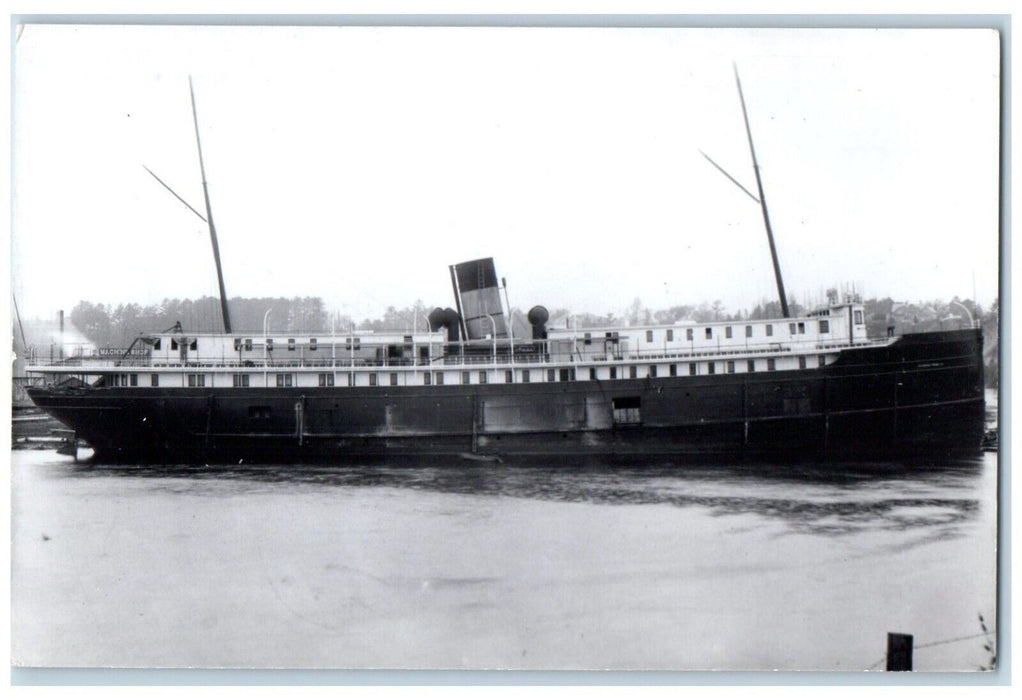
[865,630,996,671]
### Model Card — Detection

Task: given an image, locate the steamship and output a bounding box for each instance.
[23,255,986,463]
[23,72,986,464]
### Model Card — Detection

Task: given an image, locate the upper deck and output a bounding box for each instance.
[26,301,889,390]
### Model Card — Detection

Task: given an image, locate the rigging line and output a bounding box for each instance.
[915,631,994,651]
[142,165,207,223]
[698,150,760,203]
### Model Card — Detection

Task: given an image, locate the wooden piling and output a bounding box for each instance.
[886,632,913,671]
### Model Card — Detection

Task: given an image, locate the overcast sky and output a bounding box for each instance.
[11,25,1000,325]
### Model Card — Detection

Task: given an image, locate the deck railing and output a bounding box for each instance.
[28,335,891,373]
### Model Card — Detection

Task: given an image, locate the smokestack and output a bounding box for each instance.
[450,258,509,340]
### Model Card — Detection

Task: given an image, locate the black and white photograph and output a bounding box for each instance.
[9,20,1001,674]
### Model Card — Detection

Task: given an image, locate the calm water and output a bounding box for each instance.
[12,446,998,671]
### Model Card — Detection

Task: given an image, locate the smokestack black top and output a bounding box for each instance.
[454,258,499,292]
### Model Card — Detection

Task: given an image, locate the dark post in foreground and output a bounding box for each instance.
[886,632,913,671]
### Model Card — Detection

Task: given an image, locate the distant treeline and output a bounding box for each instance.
[67,293,999,387]
[69,297,331,348]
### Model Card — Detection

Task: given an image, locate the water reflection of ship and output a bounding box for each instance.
[70,460,987,537]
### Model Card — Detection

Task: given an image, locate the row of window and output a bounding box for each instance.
[232,338,334,352]
[128,355,827,389]
[149,339,197,351]
[107,374,139,387]
[586,355,822,378]
[164,321,841,359]
[634,320,831,344]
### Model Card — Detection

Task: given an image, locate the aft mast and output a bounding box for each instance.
[734,64,790,319]
[189,76,233,334]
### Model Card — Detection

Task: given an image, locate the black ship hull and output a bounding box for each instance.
[27,329,986,465]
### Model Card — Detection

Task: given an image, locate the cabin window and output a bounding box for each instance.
[767,358,776,371]
[798,356,807,369]
[288,338,296,351]
[390,372,398,386]
[854,310,864,325]
[560,368,573,382]
[649,365,657,378]
[187,373,205,387]
[705,328,712,339]
[234,374,250,387]
[276,373,293,387]
[436,372,445,385]
[190,339,197,351]
[318,373,334,387]
[584,332,592,345]
[369,373,378,387]
[746,325,753,338]
[819,320,830,334]
[266,338,274,351]
[110,375,119,387]
[646,330,654,343]
[629,365,637,379]
[686,328,694,341]
[797,322,805,334]
[129,374,138,386]
[725,326,733,339]
[547,369,556,382]
[789,323,796,335]
[667,329,674,342]
[234,338,241,351]
[689,363,696,376]
[151,374,159,387]
[669,364,677,377]
[747,360,755,373]
[171,339,178,351]
[310,338,318,351]
[609,367,617,380]
[505,370,513,384]
[587,367,595,380]
[248,406,272,419]
[479,371,488,384]
[245,339,253,351]
[153,339,162,350]
[462,371,471,385]
[423,372,432,385]
[343,372,353,387]
[818,356,826,367]
[707,362,715,375]
[766,324,773,337]
[726,361,735,374]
